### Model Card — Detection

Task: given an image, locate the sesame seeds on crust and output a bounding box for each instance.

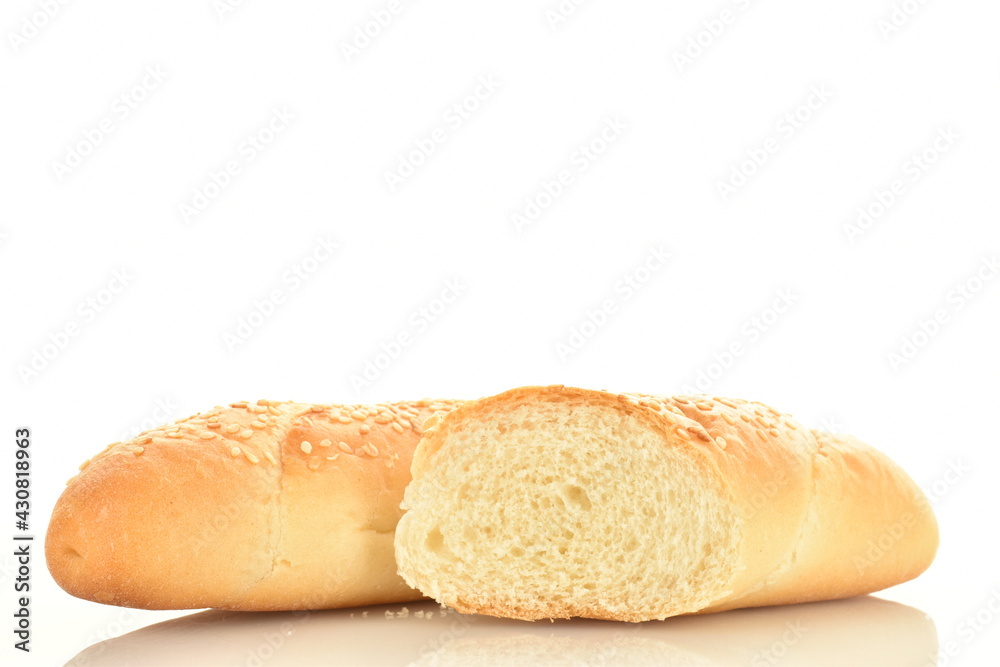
[73,399,463,479]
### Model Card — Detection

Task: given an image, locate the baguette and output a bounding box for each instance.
[394,386,938,621]
[46,398,460,611]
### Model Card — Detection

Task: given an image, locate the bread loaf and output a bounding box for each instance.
[394,386,938,621]
[46,398,460,610]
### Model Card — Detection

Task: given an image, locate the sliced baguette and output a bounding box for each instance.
[394,386,938,621]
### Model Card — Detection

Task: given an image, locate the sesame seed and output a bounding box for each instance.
[308,457,320,471]
[715,436,727,449]
[696,402,713,411]
[245,451,260,464]
[257,399,270,406]
[199,432,215,439]
[769,428,780,437]
[268,406,281,415]
[364,443,379,456]
[231,446,241,457]
[134,447,144,456]
[338,441,352,453]
[675,427,692,441]
[230,402,248,408]
[391,422,404,433]
[79,459,91,470]
[240,429,253,439]
[251,421,265,429]
[337,416,352,424]
[756,429,767,442]
[166,432,182,438]
[319,439,332,447]
[225,424,240,433]
[721,412,736,425]
[351,410,366,420]
[207,423,221,429]
[374,414,392,424]
[359,424,371,434]
[740,413,752,423]
[674,397,690,405]
[139,436,153,444]
[311,406,325,413]
[695,429,711,442]
[264,451,278,465]
[398,419,411,429]
[326,454,340,461]
[300,441,313,454]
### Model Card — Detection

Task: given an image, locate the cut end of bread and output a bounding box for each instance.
[395,387,741,622]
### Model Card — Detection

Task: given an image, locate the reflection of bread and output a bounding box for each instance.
[395,386,939,621]
[411,634,706,667]
[46,398,459,610]
[65,597,938,667]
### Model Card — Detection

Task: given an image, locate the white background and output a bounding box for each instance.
[2,0,998,665]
